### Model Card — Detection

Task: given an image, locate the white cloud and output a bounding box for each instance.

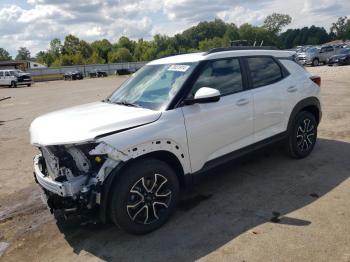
[217,6,265,26]
[0,0,349,57]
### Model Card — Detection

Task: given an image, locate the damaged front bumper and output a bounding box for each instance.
[34,154,87,197]
[32,143,125,217]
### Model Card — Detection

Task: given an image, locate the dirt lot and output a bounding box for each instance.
[0,67,349,262]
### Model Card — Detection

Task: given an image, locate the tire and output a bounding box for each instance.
[27,84,31,87]
[312,58,319,67]
[286,111,317,159]
[110,158,179,235]
[11,81,17,88]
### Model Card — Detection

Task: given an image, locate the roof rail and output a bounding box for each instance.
[204,46,278,55]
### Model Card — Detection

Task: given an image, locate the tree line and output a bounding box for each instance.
[0,14,349,66]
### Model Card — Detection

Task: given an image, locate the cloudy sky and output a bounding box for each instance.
[1,0,349,57]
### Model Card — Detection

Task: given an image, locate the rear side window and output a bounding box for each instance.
[247,57,283,88]
[191,58,243,96]
[5,71,10,76]
[0,72,3,77]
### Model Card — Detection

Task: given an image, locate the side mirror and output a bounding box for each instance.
[184,87,220,105]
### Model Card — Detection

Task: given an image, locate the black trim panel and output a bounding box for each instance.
[189,131,287,182]
[94,120,157,140]
[287,97,322,130]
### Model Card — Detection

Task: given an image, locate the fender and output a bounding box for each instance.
[90,139,188,223]
[287,96,321,131]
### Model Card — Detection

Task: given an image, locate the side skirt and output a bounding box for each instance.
[188,132,287,184]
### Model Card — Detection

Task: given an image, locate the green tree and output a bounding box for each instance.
[87,51,105,64]
[62,34,80,55]
[279,26,331,49]
[36,51,54,66]
[91,39,112,63]
[117,36,135,54]
[263,13,292,34]
[49,38,62,58]
[198,37,225,51]
[78,40,93,60]
[330,16,350,40]
[108,48,133,63]
[134,39,157,61]
[0,48,12,61]
[15,47,31,60]
[52,54,74,66]
[223,23,240,45]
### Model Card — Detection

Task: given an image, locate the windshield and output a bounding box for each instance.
[306,47,319,54]
[107,63,197,110]
[340,49,350,55]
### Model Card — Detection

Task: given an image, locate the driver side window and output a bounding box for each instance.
[190,58,243,97]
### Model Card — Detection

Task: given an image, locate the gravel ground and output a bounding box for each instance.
[0,66,349,262]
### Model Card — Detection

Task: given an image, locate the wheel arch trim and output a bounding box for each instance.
[287,96,321,131]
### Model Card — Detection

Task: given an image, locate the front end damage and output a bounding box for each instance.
[33,142,128,219]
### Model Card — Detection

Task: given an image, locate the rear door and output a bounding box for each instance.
[320,46,334,63]
[181,58,254,172]
[4,71,11,85]
[245,56,287,142]
[0,71,4,85]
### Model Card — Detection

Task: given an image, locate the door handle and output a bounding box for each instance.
[236,98,249,106]
[287,86,298,92]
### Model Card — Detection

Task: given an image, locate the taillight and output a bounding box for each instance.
[310,75,321,87]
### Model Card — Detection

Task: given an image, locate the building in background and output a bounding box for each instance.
[0,60,46,71]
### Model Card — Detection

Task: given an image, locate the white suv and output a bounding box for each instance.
[0,69,33,87]
[30,47,321,234]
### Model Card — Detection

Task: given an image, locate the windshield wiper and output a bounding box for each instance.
[114,100,141,108]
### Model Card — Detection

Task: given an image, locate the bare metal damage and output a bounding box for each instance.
[34,140,186,211]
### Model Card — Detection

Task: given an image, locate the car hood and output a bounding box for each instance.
[17,73,30,76]
[30,102,161,146]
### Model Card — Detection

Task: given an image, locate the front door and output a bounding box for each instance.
[181,58,254,172]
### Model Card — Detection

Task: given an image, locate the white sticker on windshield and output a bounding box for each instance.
[168,64,190,72]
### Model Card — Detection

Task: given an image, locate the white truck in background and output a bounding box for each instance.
[0,69,33,88]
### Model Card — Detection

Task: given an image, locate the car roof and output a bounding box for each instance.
[148,49,296,65]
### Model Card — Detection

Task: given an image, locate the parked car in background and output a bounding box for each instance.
[296,47,320,66]
[297,45,343,66]
[328,48,350,66]
[0,69,33,88]
[64,71,84,81]
[89,69,108,78]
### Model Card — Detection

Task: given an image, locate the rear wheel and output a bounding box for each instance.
[286,111,317,158]
[110,158,179,235]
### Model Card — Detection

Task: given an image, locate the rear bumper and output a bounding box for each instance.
[33,154,87,197]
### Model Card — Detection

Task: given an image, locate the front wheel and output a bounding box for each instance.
[110,158,179,235]
[312,58,319,67]
[286,111,317,158]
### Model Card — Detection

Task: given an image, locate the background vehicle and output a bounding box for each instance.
[89,69,108,78]
[64,71,84,80]
[297,47,321,66]
[115,68,131,75]
[0,69,33,88]
[297,45,344,66]
[328,48,350,66]
[30,47,321,234]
